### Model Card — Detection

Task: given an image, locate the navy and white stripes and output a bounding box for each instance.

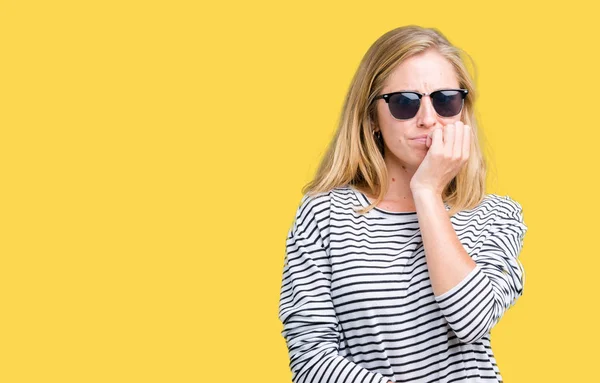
[278,185,527,383]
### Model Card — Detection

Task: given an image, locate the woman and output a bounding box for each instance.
[278,25,528,383]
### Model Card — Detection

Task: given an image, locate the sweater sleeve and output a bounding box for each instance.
[434,196,528,344]
[278,194,391,383]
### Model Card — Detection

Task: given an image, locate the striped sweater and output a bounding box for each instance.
[278,185,528,383]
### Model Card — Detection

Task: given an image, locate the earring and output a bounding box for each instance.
[372,129,384,155]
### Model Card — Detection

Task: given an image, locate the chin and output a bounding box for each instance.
[408,153,426,167]
[408,150,427,161]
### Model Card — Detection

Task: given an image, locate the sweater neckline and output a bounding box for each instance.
[348,185,452,222]
[348,185,419,221]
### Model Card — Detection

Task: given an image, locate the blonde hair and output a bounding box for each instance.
[302,25,487,217]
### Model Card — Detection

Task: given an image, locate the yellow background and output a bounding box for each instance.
[1,1,597,382]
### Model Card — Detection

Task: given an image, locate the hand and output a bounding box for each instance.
[409,121,471,195]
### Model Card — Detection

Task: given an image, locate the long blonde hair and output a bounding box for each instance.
[302,25,487,217]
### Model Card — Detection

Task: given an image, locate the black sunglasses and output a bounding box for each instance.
[374,88,468,120]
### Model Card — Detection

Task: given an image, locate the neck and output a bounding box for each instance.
[381,154,417,202]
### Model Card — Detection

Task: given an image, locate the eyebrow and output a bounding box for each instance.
[387,87,459,94]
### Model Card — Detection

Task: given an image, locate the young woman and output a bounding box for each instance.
[278,25,528,383]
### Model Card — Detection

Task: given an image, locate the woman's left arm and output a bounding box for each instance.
[412,189,477,296]
[413,190,527,344]
[410,122,528,344]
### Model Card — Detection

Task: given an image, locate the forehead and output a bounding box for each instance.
[383,50,459,92]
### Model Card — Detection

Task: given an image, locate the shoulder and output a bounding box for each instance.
[293,186,355,217]
[453,193,526,225]
[289,186,354,236]
[479,194,525,219]
[294,190,331,223]
[466,193,528,235]
[289,189,332,238]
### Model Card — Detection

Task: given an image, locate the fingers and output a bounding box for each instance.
[452,123,462,159]
[431,127,443,149]
[444,123,455,157]
[430,123,470,164]
[462,124,471,160]
[440,121,470,163]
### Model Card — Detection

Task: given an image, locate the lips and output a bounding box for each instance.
[409,134,429,146]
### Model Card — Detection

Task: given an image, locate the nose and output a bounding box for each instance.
[415,96,437,129]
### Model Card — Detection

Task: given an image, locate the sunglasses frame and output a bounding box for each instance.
[374,88,468,120]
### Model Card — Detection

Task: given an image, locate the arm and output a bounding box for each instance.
[412,188,477,296]
[278,194,391,383]
[412,190,528,344]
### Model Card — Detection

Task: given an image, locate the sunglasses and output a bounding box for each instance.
[374,88,468,120]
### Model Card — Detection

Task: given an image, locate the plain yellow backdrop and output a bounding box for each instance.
[1,1,598,382]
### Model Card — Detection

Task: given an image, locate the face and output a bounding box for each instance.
[375,49,463,171]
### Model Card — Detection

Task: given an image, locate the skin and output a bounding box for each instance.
[369,49,479,383]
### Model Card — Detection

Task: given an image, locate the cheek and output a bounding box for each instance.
[382,125,410,146]
[376,104,392,124]
[449,112,463,124]
[438,116,460,127]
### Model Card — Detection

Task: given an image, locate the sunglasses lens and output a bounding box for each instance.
[388,92,421,119]
[431,90,465,117]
